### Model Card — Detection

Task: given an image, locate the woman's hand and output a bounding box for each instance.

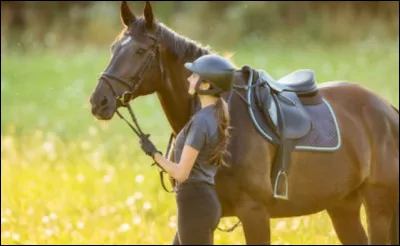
[140,135,161,159]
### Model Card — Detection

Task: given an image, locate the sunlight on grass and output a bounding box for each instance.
[0,114,374,244]
[1,133,368,244]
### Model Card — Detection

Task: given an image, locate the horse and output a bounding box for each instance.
[89,1,399,244]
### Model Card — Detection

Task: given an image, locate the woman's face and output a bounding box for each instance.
[187,73,200,95]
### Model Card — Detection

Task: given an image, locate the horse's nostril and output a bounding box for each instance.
[100,97,108,106]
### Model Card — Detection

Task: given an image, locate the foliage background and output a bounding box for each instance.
[1,1,399,245]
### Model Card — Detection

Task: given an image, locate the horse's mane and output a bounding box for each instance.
[157,21,212,62]
[112,18,214,63]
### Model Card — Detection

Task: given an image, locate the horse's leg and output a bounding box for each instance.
[362,183,397,245]
[361,126,398,244]
[172,231,180,245]
[236,199,271,245]
[326,190,368,245]
[390,203,399,245]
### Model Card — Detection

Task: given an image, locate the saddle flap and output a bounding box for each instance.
[275,91,312,139]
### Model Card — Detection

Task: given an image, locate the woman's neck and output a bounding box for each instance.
[199,94,218,108]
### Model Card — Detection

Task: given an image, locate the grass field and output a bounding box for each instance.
[1,39,399,245]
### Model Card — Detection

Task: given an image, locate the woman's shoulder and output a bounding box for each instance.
[192,111,218,134]
[189,113,208,128]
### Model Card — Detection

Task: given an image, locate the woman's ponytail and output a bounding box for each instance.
[211,97,231,167]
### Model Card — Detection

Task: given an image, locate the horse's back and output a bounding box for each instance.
[318,80,398,130]
[318,81,399,186]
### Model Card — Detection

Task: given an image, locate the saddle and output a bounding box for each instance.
[255,69,319,140]
[245,67,326,200]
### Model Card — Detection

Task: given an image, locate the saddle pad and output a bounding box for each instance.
[246,69,341,152]
[293,99,341,151]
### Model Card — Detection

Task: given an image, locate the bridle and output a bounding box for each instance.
[97,29,241,233]
[98,30,174,192]
[100,32,161,113]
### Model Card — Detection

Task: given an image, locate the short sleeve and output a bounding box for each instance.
[185,116,208,151]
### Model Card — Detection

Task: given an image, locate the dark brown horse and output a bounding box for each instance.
[89,2,399,244]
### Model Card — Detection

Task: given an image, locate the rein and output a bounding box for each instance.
[114,103,175,195]
[117,103,177,194]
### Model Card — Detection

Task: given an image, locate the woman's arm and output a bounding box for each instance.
[154,145,200,183]
[147,116,206,183]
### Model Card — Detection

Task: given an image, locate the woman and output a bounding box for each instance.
[139,54,236,245]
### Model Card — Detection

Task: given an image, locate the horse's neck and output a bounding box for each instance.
[155,52,193,135]
[156,65,249,136]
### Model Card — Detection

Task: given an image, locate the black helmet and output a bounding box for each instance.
[184,54,236,96]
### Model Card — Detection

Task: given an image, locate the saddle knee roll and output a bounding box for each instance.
[278,91,312,139]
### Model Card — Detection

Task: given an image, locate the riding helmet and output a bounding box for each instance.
[184,54,236,96]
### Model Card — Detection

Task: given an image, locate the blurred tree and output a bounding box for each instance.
[1,1,398,50]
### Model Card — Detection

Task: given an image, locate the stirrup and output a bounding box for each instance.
[273,170,289,200]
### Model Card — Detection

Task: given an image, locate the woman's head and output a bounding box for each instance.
[184,54,236,97]
[185,54,235,167]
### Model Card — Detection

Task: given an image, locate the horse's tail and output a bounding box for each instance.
[390,203,399,245]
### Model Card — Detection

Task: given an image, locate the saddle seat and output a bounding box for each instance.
[259,69,318,95]
[255,69,321,140]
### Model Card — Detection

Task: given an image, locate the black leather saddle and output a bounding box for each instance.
[255,69,319,140]
[247,67,323,200]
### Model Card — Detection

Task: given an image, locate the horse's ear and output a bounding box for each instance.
[144,1,154,28]
[120,1,136,26]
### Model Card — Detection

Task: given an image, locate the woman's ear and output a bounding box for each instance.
[200,81,211,90]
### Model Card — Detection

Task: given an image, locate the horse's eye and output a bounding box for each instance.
[136,48,146,55]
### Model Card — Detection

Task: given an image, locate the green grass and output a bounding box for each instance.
[1,40,398,245]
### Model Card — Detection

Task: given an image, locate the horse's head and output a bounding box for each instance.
[90,1,163,120]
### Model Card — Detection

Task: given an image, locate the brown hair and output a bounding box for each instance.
[210,96,231,167]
